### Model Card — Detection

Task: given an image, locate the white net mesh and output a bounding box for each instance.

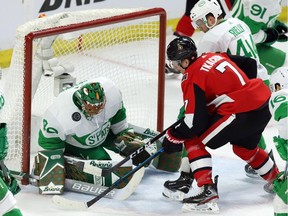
[1,8,165,174]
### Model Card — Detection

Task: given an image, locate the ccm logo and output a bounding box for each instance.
[130,146,145,158]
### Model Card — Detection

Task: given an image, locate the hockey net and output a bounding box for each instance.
[1,8,166,182]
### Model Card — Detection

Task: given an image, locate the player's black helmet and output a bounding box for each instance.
[166,36,197,61]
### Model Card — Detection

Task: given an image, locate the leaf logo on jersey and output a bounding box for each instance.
[85,121,111,146]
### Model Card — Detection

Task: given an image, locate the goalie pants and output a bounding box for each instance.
[184,101,279,187]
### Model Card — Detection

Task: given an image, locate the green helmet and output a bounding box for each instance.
[73,82,106,119]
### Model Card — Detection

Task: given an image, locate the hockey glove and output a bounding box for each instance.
[273,172,288,204]
[0,166,21,195]
[0,123,8,161]
[165,61,181,77]
[263,28,279,46]
[274,20,288,42]
[273,136,288,161]
[162,129,184,154]
[115,129,156,166]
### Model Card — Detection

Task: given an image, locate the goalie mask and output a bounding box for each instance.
[190,0,222,30]
[74,82,106,120]
[269,66,288,92]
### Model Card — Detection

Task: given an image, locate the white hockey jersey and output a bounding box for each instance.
[230,0,282,43]
[39,77,128,149]
[196,17,269,81]
[269,88,288,140]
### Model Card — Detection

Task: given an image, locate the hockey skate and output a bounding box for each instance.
[182,175,219,213]
[162,171,194,201]
[245,150,275,178]
[244,164,259,178]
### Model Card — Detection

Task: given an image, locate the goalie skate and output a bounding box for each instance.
[182,175,219,214]
[162,171,193,201]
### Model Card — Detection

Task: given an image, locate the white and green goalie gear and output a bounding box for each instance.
[34,149,65,195]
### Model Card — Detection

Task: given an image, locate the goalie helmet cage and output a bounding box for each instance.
[2,8,166,184]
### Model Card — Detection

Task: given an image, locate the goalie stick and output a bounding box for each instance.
[52,147,165,210]
[101,119,182,177]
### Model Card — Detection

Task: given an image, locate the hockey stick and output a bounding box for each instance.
[52,147,165,210]
[101,119,182,177]
[0,160,11,184]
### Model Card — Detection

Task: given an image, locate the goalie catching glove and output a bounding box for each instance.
[115,129,157,166]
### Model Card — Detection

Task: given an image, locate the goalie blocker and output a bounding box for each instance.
[34,124,182,195]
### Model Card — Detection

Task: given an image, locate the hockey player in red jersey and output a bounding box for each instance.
[161,36,280,213]
[173,0,197,37]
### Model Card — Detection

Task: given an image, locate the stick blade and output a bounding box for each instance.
[52,195,88,210]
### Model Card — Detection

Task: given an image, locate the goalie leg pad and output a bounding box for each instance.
[153,151,182,172]
[35,149,65,195]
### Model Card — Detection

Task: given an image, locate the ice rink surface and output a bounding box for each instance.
[11,30,288,215]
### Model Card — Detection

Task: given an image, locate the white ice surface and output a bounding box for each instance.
[11,30,288,216]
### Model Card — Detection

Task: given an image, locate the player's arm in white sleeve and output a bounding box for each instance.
[237,0,280,44]
[197,40,221,56]
[38,109,66,150]
[269,90,288,161]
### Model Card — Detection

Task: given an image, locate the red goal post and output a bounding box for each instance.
[2,8,166,184]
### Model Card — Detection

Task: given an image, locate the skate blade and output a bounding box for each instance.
[245,173,260,179]
[162,188,185,201]
[182,201,220,214]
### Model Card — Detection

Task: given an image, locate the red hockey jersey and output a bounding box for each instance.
[181,53,271,116]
